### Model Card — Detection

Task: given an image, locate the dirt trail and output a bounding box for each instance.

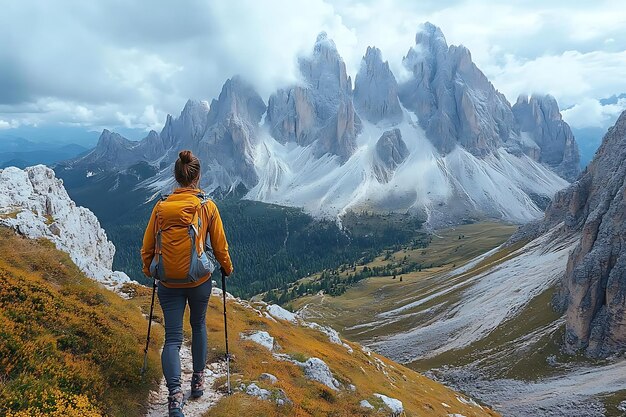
[145,343,226,417]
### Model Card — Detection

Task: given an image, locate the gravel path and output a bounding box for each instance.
[145,343,226,417]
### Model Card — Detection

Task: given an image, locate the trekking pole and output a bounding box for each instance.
[221,271,232,395]
[141,278,157,379]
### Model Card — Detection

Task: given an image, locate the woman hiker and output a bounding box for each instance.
[141,150,233,417]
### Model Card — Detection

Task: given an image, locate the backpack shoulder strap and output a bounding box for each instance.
[191,192,213,252]
[153,199,164,256]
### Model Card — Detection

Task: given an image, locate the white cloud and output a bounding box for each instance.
[562,97,626,129]
[0,119,19,130]
[488,50,626,108]
[115,105,167,131]
[0,0,625,133]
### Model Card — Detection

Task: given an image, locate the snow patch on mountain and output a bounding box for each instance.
[0,165,133,292]
[370,225,579,362]
[248,111,568,225]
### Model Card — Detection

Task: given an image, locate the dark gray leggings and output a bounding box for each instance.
[157,279,212,394]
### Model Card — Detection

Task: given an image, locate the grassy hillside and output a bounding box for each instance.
[0,224,502,417]
[288,223,626,415]
[0,227,162,416]
[288,222,516,329]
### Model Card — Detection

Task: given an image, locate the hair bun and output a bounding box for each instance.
[179,150,193,164]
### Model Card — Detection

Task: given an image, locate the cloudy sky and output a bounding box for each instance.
[1,0,625,138]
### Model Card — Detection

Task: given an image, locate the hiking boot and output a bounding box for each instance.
[168,390,184,417]
[191,371,205,398]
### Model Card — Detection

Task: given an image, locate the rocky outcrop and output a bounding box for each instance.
[353,47,402,124]
[543,110,626,357]
[373,128,409,183]
[373,393,404,416]
[300,357,342,390]
[241,330,275,351]
[0,165,131,291]
[512,94,580,181]
[399,22,517,157]
[265,32,361,160]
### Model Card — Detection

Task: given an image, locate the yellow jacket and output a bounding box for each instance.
[141,188,233,288]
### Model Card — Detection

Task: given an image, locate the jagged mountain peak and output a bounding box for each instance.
[415,21,446,46]
[515,93,561,120]
[208,76,266,125]
[182,98,210,114]
[74,129,138,170]
[512,93,580,181]
[179,98,210,126]
[364,45,383,61]
[97,129,131,145]
[145,129,160,141]
[313,31,338,54]
[178,76,268,192]
[354,46,402,124]
[414,22,473,66]
[400,22,516,156]
[299,32,349,95]
[159,98,211,150]
[266,32,360,160]
[448,44,474,70]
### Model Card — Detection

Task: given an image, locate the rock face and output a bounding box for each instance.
[543,110,626,357]
[399,22,517,156]
[373,128,409,183]
[512,94,581,181]
[158,77,267,192]
[353,46,402,124]
[0,165,131,291]
[265,32,361,160]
